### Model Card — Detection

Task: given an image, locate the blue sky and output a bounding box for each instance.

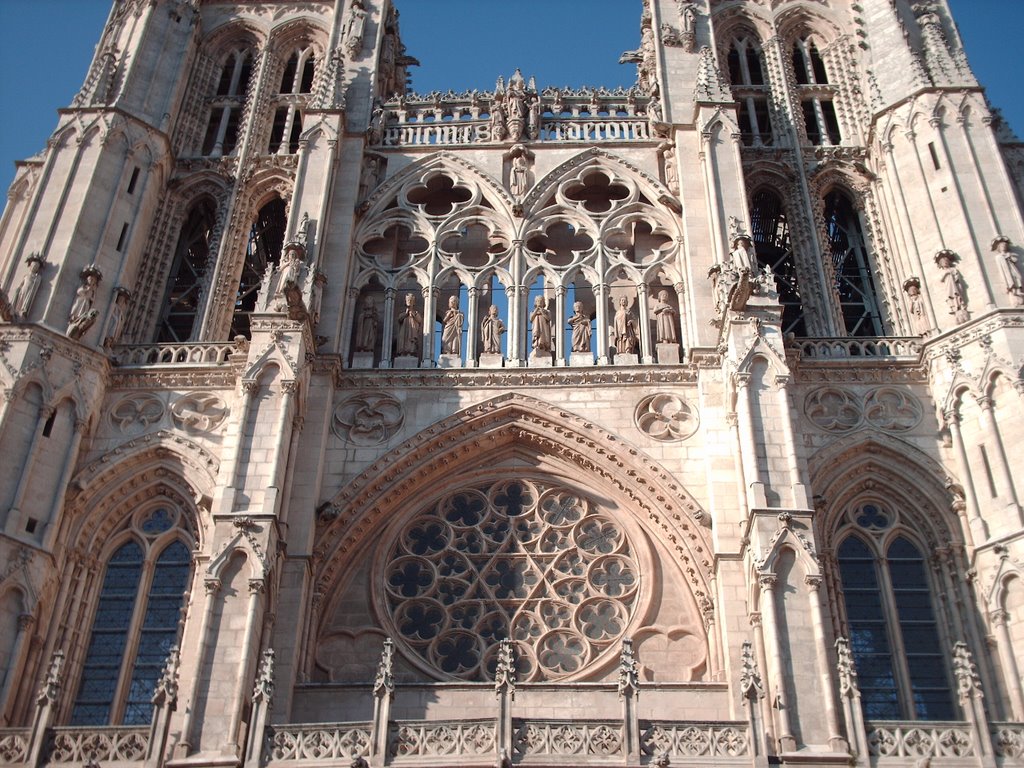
[0,0,1019,193]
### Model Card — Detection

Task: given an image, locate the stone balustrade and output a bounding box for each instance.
[793,336,923,360]
[47,726,150,763]
[112,342,239,367]
[867,721,976,759]
[0,729,30,764]
[994,722,1024,760]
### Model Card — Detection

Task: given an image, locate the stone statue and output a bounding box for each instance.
[368,103,385,145]
[12,253,44,318]
[354,296,379,352]
[528,94,541,140]
[902,277,931,337]
[509,145,529,197]
[658,140,679,195]
[67,264,102,340]
[935,250,969,323]
[358,154,383,204]
[568,301,591,353]
[441,295,464,355]
[530,295,552,352]
[505,70,528,141]
[279,244,304,291]
[730,235,758,273]
[480,304,505,354]
[104,287,131,347]
[344,0,367,57]
[652,290,678,343]
[396,292,422,356]
[992,235,1024,305]
[490,95,508,142]
[613,296,639,354]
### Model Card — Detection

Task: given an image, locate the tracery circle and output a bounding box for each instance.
[378,479,644,681]
[634,393,699,441]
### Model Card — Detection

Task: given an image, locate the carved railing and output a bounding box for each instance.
[993,722,1024,759]
[47,726,150,763]
[0,728,30,764]
[112,342,238,367]
[640,721,750,759]
[866,721,976,759]
[513,719,625,759]
[390,718,496,760]
[793,336,923,360]
[380,117,652,147]
[266,722,372,762]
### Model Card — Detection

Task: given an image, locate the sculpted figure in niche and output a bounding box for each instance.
[509,145,529,197]
[530,295,552,352]
[396,292,422,356]
[67,265,101,339]
[12,254,44,318]
[480,304,505,354]
[935,250,969,323]
[344,0,367,57]
[441,295,464,355]
[367,104,385,146]
[658,140,679,195]
[355,296,379,352]
[992,235,1024,305]
[104,287,131,347]
[730,235,758,273]
[652,290,678,343]
[568,301,591,352]
[613,296,639,354]
[902,277,931,337]
[279,244,304,290]
[490,95,508,142]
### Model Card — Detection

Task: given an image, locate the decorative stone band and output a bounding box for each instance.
[390,719,497,758]
[793,336,922,360]
[112,342,238,366]
[641,722,750,759]
[866,722,976,759]
[268,723,373,762]
[46,726,150,763]
[0,729,30,764]
[380,117,654,147]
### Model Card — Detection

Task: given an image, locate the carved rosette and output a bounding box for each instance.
[109,393,165,433]
[170,392,229,432]
[804,386,922,433]
[634,393,698,441]
[332,392,405,446]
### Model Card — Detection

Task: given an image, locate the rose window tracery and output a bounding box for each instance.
[379,479,643,682]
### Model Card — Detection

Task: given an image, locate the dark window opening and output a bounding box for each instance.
[821,101,841,145]
[42,411,56,437]
[928,142,941,170]
[824,190,884,336]
[231,198,287,339]
[300,57,316,93]
[157,201,216,343]
[793,45,810,84]
[116,223,129,252]
[802,101,822,145]
[126,167,140,195]
[750,189,805,335]
[280,54,299,93]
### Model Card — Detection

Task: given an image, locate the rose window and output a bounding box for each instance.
[379,479,643,682]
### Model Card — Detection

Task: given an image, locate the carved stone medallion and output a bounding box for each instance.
[170,392,229,432]
[109,393,165,433]
[332,392,404,446]
[634,393,698,441]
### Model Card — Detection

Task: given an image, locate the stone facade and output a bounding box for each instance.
[0,0,1022,766]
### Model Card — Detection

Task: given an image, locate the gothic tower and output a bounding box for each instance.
[0,0,1022,766]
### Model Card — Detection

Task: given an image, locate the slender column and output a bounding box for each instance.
[673,281,686,353]
[421,286,437,367]
[340,287,358,365]
[226,579,265,755]
[264,382,296,516]
[554,285,566,365]
[42,418,86,549]
[229,382,260,496]
[740,640,769,768]
[805,576,846,751]
[944,410,987,542]
[991,610,1024,720]
[466,287,480,367]
[5,405,52,535]
[977,396,1022,517]
[0,614,32,723]
[749,613,776,749]
[177,578,221,757]
[370,639,394,768]
[775,375,808,508]
[243,649,274,768]
[595,283,610,365]
[758,574,796,752]
[727,413,749,522]
[493,639,515,765]
[505,284,519,363]
[618,639,640,762]
[380,288,396,368]
[835,638,868,763]
[699,132,726,263]
[636,283,653,364]
[735,374,766,508]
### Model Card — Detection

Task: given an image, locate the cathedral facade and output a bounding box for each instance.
[0,0,1023,766]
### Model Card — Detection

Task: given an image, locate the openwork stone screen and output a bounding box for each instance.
[380,479,642,682]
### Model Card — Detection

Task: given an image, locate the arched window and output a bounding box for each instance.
[268,46,316,154]
[201,47,253,157]
[791,37,840,146]
[823,189,884,336]
[70,508,192,725]
[727,37,773,147]
[231,198,286,339]
[156,200,217,342]
[836,503,955,721]
[749,189,805,335]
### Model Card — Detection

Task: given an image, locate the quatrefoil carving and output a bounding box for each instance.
[526,221,594,267]
[363,223,429,270]
[405,175,472,216]
[562,171,629,214]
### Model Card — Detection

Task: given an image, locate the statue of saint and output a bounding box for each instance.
[490,95,508,142]
[902,278,931,337]
[530,295,552,352]
[509,146,529,197]
[12,254,44,318]
[344,0,367,57]
[613,296,639,354]
[568,301,592,353]
[67,265,101,340]
[652,290,678,343]
[936,250,969,324]
[354,296,379,352]
[441,295,464,355]
[480,304,505,354]
[396,292,422,356]
[992,235,1024,305]
[730,235,758,273]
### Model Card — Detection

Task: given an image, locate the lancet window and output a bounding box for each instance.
[268,46,316,154]
[231,197,286,339]
[791,37,841,146]
[749,189,805,335]
[727,37,773,147]
[156,200,217,342]
[70,507,192,726]
[823,189,884,336]
[201,47,252,157]
[835,503,955,721]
